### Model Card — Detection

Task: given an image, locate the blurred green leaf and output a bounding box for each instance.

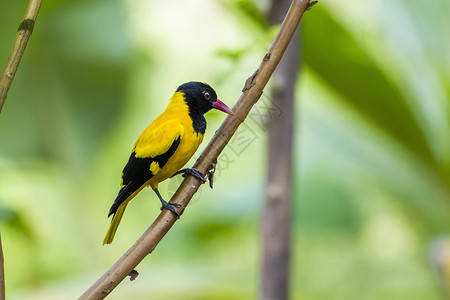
[216,47,249,63]
[221,0,268,31]
[0,205,32,237]
[297,171,361,234]
[303,7,441,175]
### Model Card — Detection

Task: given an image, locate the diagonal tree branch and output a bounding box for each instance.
[0,0,42,113]
[80,1,313,299]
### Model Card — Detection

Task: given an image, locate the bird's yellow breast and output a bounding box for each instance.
[136,91,204,189]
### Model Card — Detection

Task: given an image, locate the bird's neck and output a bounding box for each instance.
[167,91,207,135]
[189,109,206,134]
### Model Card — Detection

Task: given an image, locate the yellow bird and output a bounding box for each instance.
[103,82,234,245]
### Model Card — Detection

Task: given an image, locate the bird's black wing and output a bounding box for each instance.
[107,136,181,217]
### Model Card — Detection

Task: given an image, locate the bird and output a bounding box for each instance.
[103,81,234,245]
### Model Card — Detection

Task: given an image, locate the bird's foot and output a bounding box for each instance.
[159,199,181,218]
[172,168,206,183]
[205,158,217,189]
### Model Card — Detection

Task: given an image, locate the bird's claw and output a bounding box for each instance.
[173,168,207,183]
[206,158,217,189]
[159,200,181,218]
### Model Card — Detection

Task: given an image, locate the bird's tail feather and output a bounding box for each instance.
[103,202,128,245]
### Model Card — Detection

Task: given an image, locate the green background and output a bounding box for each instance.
[0,0,449,299]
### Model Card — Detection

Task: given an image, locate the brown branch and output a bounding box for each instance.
[0,0,42,113]
[80,1,313,299]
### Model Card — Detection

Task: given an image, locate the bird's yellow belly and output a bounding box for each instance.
[148,130,204,189]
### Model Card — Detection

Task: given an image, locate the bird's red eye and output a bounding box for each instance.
[204,92,210,100]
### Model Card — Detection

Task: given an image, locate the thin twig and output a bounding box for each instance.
[0,234,4,300]
[80,1,313,299]
[306,1,318,10]
[0,0,42,113]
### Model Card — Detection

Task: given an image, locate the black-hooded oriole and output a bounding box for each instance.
[103,82,233,245]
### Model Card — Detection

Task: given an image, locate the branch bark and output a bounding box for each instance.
[80,1,313,298]
[0,234,4,300]
[261,0,299,298]
[0,0,42,113]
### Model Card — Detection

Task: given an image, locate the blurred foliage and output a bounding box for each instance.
[220,0,269,30]
[0,0,449,299]
[304,8,436,169]
[0,206,31,237]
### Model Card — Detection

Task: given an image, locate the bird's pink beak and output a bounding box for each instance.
[212,99,234,116]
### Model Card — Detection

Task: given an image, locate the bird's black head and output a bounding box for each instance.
[176,81,234,116]
[176,81,234,134]
[177,82,217,115]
